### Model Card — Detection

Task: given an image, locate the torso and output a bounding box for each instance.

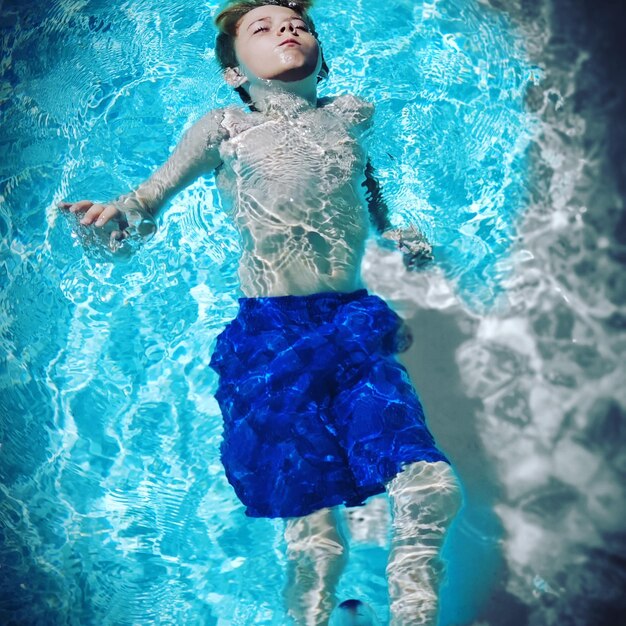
[214,94,372,297]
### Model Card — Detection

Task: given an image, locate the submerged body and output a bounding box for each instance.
[58,3,462,624]
[61,88,460,626]
[215,93,371,297]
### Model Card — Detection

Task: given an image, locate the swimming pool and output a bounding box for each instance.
[1,0,624,624]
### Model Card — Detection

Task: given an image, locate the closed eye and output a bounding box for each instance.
[251,19,310,34]
[292,19,309,31]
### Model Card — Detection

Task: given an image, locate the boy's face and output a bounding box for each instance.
[232,5,320,83]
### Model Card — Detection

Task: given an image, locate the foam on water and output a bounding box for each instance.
[2,0,623,624]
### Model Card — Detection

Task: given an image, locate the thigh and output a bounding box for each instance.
[215,333,349,518]
[284,506,347,557]
[332,356,449,486]
[386,461,463,522]
[333,355,428,441]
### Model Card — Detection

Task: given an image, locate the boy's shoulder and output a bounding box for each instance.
[319,94,374,128]
[192,104,260,141]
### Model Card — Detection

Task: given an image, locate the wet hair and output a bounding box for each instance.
[214,0,329,108]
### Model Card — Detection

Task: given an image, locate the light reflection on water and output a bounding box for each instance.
[1,0,623,624]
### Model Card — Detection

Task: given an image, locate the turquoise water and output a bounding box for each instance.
[0,0,539,623]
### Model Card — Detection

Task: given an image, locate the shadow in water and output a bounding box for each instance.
[400,307,528,626]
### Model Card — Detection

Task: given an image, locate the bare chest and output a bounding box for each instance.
[217,108,366,186]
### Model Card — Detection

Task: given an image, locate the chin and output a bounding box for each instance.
[272,64,317,82]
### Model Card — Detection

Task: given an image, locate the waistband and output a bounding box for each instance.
[237,289,370,313]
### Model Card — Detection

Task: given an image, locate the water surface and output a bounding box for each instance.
[2,0,623,624]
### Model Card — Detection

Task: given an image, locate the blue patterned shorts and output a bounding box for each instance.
[209,289,449,519]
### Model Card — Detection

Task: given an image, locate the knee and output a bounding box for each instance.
[284,509,348,559]
[285,532,347,560]
[388,461,463,525]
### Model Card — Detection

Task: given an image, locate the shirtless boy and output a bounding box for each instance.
[59,2,462,624]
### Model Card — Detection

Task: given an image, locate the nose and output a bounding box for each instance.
[278,20,296,35]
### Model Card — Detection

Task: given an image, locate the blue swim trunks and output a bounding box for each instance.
[209,289,449,519]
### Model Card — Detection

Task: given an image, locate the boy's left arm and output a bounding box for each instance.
[363,160,434,270]
[329,95,434,270]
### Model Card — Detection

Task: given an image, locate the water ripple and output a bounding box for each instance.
[1,0,542,624]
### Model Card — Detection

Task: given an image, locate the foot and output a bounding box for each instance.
[329,599,380,626]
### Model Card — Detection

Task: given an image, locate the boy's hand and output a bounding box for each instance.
[57,200,156,252]
[381,225,434,271]
[58,200,121,228]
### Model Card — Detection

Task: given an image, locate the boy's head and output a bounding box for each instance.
[214,0,329,106]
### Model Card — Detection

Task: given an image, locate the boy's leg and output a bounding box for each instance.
[386,461,462,626]
[283,506,349,626]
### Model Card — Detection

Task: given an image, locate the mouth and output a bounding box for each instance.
[279,39,300,46]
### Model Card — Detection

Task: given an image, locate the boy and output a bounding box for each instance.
[59,1,462,624]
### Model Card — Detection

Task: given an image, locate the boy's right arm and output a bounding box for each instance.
[58,108,229,245]
[364,159,434,270]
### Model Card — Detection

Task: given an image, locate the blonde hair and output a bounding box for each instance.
[214,0,328,106]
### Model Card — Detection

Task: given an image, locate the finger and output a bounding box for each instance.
[68,200,94,214]
[57,201,85,210]
[79,203,107,225]
[93,205,120,228]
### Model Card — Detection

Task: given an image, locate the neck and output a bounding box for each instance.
[247,74,318,115]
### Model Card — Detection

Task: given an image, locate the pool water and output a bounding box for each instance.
[1,0,624,624]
